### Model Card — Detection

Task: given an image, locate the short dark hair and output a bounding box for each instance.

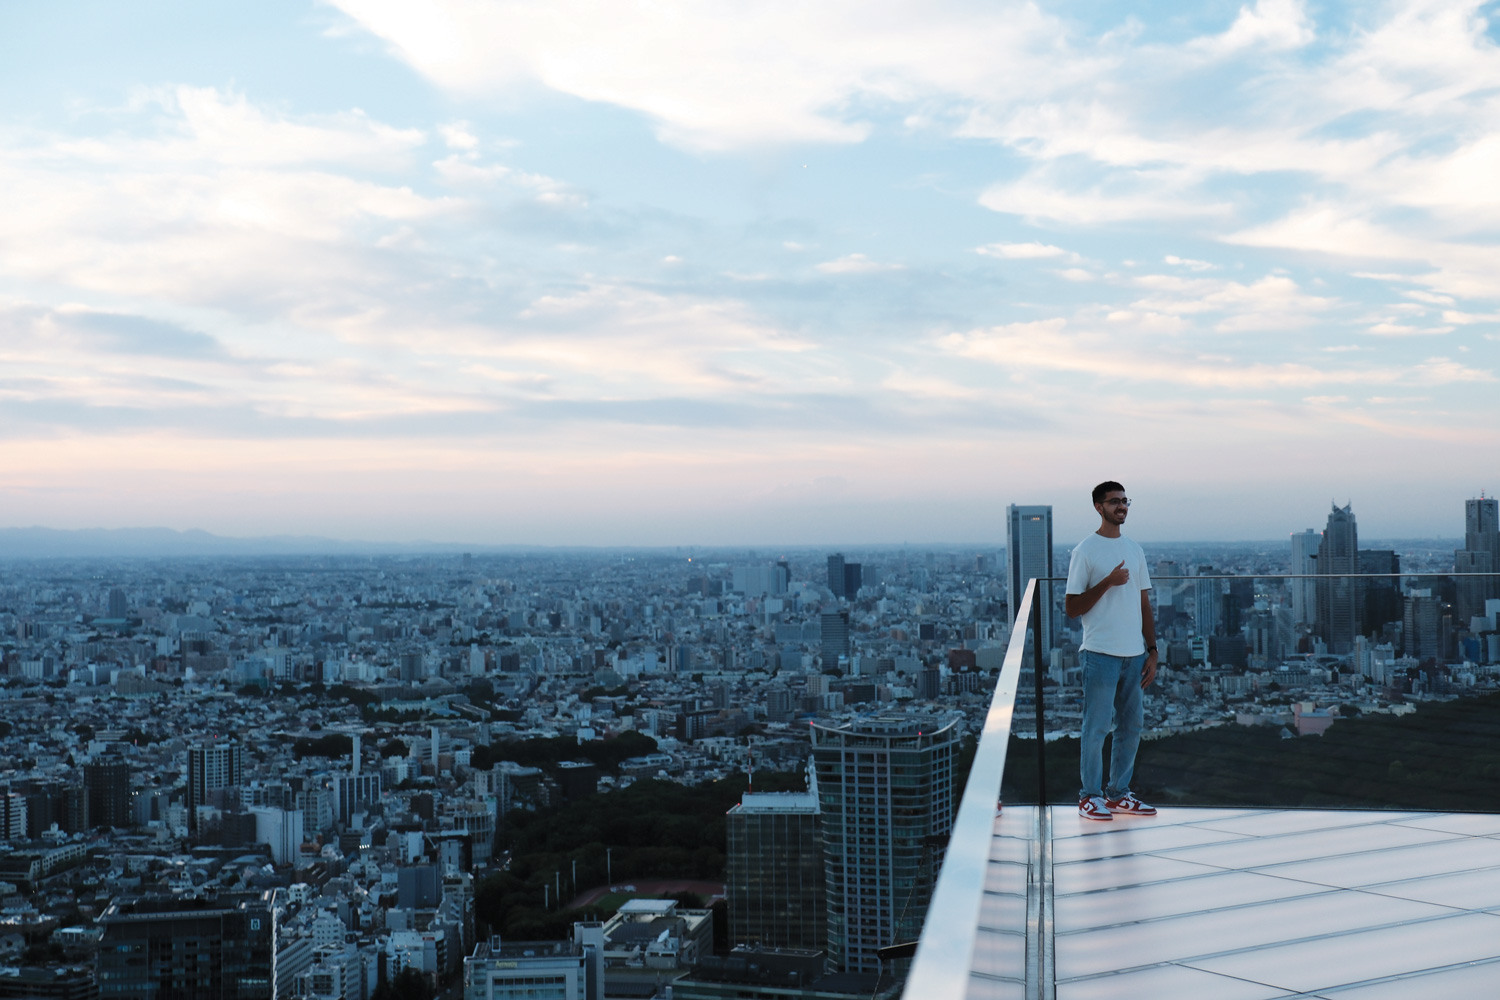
[1092,481,1125,505]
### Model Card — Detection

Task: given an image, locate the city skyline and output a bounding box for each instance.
[4,2,1500,545]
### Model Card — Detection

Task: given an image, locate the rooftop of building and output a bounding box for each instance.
[905,576,1500,999]
[732,790,818,813]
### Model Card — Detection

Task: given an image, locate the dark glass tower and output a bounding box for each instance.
[1316,503,1360,653]
[83,755,132,830]
[726,777,825,952]
[1006,505,1054,653]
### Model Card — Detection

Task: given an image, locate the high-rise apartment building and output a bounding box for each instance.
[187,741,243,833]
[97,891,276,999]
[1,791,26,842]
[725,775,825,952]
[1315,503,1360,653]
[811,716,958,974]
[1289,529,1319,625]
[1007,505,1054,653]
[84,755,132,830]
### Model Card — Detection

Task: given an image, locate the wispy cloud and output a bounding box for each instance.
[814,253,904,274]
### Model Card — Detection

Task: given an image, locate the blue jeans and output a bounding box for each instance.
[1079,649,1145,801]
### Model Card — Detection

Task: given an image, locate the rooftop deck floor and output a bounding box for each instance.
[968,806,1500,999]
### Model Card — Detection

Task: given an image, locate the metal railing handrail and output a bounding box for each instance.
[1028,572,1500,581]
[903,578,1036,998]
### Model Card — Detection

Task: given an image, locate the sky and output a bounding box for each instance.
[1,0,1497,547]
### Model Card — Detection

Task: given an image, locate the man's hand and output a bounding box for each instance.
[1065,560,1132,618]
[1141,649,1158,689]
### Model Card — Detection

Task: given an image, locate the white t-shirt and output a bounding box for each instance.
[1065,532,1151,656]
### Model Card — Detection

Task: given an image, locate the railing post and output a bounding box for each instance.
[1032,578,1047,804]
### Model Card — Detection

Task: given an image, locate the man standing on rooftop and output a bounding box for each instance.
[1065,481,1158,821]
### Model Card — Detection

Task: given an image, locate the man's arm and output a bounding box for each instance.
[1064,560,1129,619]
[1141,588,1158,688]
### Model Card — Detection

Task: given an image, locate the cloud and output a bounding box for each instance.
[814,253,904,274]
[327,0,1081,151]
[976,241,1073,259]
[1124,273,1337,332]
[1164,255,1215,271]
[934,318,1492,389]
[1366,322,1451,336]
[1189,0,1315,57]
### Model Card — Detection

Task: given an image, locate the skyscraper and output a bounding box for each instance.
[725,771,825,952]
[1359,549,1402,632]
[1466,495,1500,552]
[187,741,243,834]
[84,755,132,830]
[1191,566,1222,638]
[1315,503,1360,653]
[1460,495,1500,618]
[820,610,851,670]
[827,553,862,600]
[827,553,846,599]
[1289,529,1319,625]
[811,716,958,974]
[1007,505,1054,653]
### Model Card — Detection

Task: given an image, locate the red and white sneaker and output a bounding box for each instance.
[1078,795,1113,821]
[1104,792,1157,817]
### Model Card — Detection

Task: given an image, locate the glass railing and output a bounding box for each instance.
[904,570,1500,999]
[905,577,1037,999]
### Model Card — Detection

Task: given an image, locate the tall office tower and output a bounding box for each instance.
[1460,495,1500,615]
[1223,576,1254,635]
[1191,567,1222,638]
[811,716,958,974]
[1454,549,1493,625]
[84,755,132,829]
[1466,495,1500,553]
[96,891,276,999]
[1359,550,1402,631]
[1404,592,1442,662]
[1289,529,1319,625]
[828,553,847,599]
[843,561,863,599]
[726,772,825,952]
[1315,503,1361,653]
[107,587,128,619]
[820,610,851,670]
[187,741,243,833]
[1007,505,1054,653]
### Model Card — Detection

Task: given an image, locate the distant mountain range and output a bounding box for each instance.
[0,526,1467,560]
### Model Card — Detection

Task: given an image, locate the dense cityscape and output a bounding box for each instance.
[0,496,1496,999]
